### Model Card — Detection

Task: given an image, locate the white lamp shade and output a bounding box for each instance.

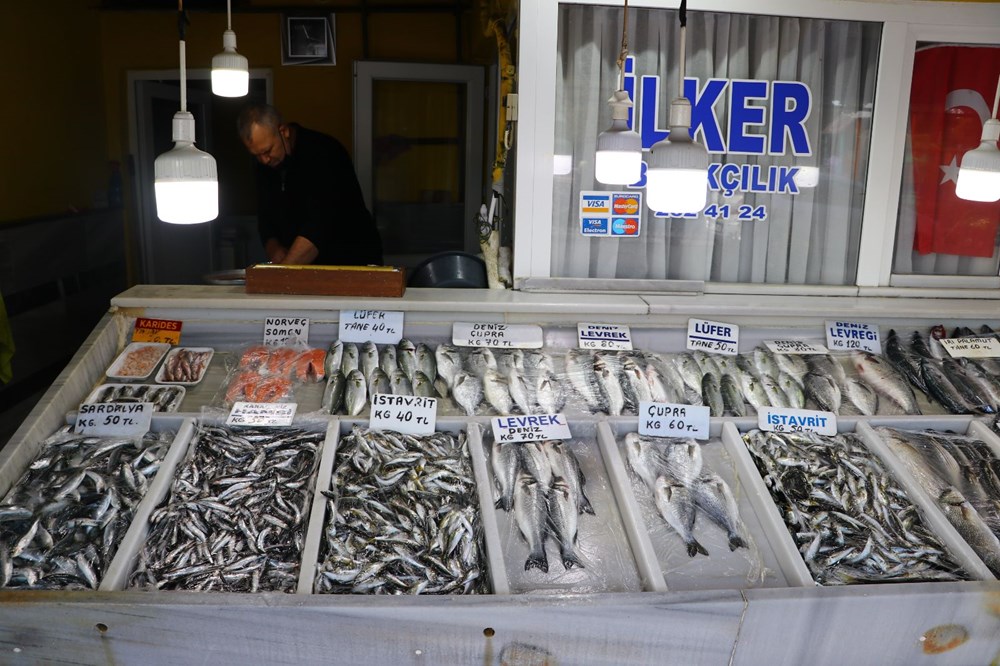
[645,167,708,214]
[595,150,642,185]
[211,30,249,98]
[155,179,219,224]
[154,112,219,224]
[956,119,1000,203]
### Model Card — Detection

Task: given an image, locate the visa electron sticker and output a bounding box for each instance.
[580,191,641,237]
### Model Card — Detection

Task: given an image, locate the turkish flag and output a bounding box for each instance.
[910,46,1000,257]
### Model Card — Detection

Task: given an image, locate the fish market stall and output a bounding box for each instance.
[1,285,1000,664]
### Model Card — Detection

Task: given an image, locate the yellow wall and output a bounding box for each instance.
[0,1,108,223]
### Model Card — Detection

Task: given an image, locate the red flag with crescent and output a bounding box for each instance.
[910,45,1000,257]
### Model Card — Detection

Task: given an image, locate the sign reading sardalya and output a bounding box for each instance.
[910,46,1000,258]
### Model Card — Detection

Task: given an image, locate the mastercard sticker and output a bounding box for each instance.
[579,190,642,237]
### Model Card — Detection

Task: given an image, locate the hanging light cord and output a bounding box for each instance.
[615,0,629,89]
[227,0,232,31]
[177,0,189,113]
[678,0,687,98]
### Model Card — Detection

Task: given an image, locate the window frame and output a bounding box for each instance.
[513,0,1000,293]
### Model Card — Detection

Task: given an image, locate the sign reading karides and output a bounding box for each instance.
[614,56,814,219]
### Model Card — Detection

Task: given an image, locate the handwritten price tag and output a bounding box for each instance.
[132,318,182,345]
[577,323,632,351]
[369,394,436,435]
[339,310,404,345]
[687,318,739,356]
[940,337,1000,359]
[764,339,828,355]
[227,402,297,427]
[264,317,309,346]
[75,402,153,437]
[453,322,543,349]
[759,407,836,436]
[491,414,570,443]
[638,401,710,439]
[825,321,881,354]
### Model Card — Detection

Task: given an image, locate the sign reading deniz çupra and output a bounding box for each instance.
[620,56,812,219]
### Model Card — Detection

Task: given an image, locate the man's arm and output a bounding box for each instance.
[281,235,319,264]
[264,238,288,263]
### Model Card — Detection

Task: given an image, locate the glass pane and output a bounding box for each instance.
[552,6,881,285]
[373,80,466,257]
[892,43,1000,277]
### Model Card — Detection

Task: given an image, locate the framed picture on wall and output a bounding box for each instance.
[281,14,336,66]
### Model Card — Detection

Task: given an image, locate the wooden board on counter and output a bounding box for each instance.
[245,264,406,298]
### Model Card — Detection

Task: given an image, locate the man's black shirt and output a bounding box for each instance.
[256,124,383,265]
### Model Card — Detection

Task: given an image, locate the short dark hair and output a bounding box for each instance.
[237,104,284,142]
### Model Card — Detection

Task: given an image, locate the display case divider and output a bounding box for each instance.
[297,419,342,594]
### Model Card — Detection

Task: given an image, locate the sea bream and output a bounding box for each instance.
[655,478,708,558]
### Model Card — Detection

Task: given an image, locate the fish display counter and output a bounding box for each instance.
[2,285,1000,664]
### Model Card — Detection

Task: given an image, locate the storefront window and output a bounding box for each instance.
[893,43,1000,278]
[551,6,880,284]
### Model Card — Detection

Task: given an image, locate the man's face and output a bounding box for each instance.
[244,123,289,167]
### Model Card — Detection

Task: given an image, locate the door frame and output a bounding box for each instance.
[126,68,273,283]
[354,61,485,256]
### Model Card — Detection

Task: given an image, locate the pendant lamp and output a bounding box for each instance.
[155,2,219,224]
[956,74,1000,203]
[211,0,249,98]
[594,0,642,185]
[645,0,710,214]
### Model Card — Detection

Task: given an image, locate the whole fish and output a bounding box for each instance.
[840,378,878,415]
[941,358,996,414]
[752,348,780,379]
[360,341,380,382]
[412,371,439,398]
[775,353,809,383]
[340,342,359,375]
[497,350,524,377]
[452,371,483,416]
[523,350,555,376]
[690,474,747,551]
[507,367,536,415]
[645,362,679,405]
[434,344,462,389]
[761,375,790,408]
[390,370,413,396]
[702,373,724,417]
[803,372,841,414]
[491,441,522,511]
[344,369,368,415]
[778,372,806,409]
[466,348,497,380]
[920,359,974,414]
[927,327,948,360]
[720,374,747,417]
[544,441,595,516]
[548,477,584,569]
[379,344,398,376]
[325,340,344,378]
[661,439,703,486]
[852,352,920,415]
[621,357,651,414]
[565,350,606,413]
[369,367,391,397]
[322,370,346,413]
[884,329,927,394]
[521,442,554,491]
[534,370,566,414]
[675,354,704,393]
[957,360,1000,411]
[806,354,847,388]
[594,355,625,416]
[514,473,549,573]
[909,331,934,360]
[397,339,417,382]
[415,343,437,383]
[739,372,770,411]
[693,351,720,376]
[655,478,707,558]
[483,368,514,415]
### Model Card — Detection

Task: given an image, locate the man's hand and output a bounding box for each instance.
[265,238,288,263]
[282,236,320,265]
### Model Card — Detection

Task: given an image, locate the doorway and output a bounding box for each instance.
[354,62,485,269]
[128,70,272,284]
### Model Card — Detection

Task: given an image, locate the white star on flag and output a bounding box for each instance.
[939,155,960,185]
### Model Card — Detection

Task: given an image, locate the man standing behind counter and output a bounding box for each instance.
[238,104,383,266]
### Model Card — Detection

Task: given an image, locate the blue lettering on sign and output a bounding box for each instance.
[625,56,813,158]
[582,218,608,235]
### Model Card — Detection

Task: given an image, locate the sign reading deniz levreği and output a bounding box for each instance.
[492,414,570,443]
[453,322,543,348]
[578,323,632,351]
[264,317,309,346]
[825,321,881,354]
[579,191,642,237]
[339,310,404,345]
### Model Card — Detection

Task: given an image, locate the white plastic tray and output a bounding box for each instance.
[83,383,186,412]
[105,342,171,381]
[154,347,215,385]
